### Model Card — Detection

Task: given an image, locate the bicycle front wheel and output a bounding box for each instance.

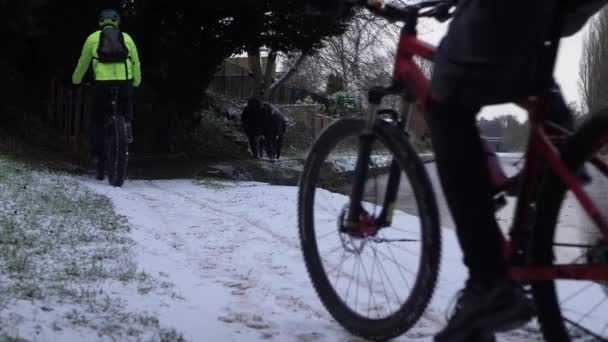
[298,118,441,340]
[532,112,608,341]
[106,115,128,187]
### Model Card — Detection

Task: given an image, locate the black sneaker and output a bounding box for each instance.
[434,278,535,342]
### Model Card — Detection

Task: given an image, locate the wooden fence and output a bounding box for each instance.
[43,62,331,156]
[209,61,329,106]
[46,79,93,154]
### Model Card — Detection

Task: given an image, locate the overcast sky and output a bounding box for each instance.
[417,19,590,121]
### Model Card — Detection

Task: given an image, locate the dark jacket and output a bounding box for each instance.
[431,0,558,105]
[432,0,607,105]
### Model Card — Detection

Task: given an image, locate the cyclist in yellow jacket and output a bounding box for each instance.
[72,9,141,180]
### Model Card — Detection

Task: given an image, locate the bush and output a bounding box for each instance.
[325,91,362,118]
[188,109,248,159]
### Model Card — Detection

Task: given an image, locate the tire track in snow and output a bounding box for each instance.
[133,181,343,339]
[146,181,301,250]
[84,179,532,341]
[144,181,449,340]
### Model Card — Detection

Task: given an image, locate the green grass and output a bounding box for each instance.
[195,178,236,190]
[0,159,185,341]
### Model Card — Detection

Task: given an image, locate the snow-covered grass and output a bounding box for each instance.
[0,159,183,341]
[329,154,394,173]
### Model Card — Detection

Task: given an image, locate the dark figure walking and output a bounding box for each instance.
[261,102,287,160]
[241,98,266,159]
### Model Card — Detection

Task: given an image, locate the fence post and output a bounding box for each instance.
[68,88,74,145]
[83,86,92,152]
[48,79,55,128]
[73,87,82,152]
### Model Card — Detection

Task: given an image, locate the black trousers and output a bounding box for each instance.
[90,81,133,157]
[425,87,573,284]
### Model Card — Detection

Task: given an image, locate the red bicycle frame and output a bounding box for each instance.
[392,21,608,283]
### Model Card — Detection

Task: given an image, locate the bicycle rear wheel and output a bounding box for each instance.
[106,115,128,187]
[532,112,608,341]
[298,118,440,340]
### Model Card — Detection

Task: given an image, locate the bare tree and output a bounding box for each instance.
[247,49,315,100]
[580,7,608,113]
[310,9,400,93]
[247,46,279,99]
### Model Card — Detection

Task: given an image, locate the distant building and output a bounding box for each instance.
[482,136,504,152]
[210,56,327,105]
[216,57,276,78]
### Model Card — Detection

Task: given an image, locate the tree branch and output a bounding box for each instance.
[262,49,277,97]
[266,52,308,98]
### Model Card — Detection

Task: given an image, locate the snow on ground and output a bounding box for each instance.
[329,154,394,173]
[8,151,606,341]
[78,177,534,341]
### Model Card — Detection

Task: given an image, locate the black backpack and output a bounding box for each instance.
[97,27,129,63]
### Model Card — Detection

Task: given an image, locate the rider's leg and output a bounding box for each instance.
[91,83,109,157]
[247,133,259,159]
[119,82,135,143]
[276,134,284,159]
[427,99,534,342]
[92,82,113,180]
[426,99,506,283]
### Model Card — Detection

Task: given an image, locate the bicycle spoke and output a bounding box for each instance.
[375,244,409,300]
[370,244,419,280]
[374,238,419,243]
[384,241,412,290]
[320,244,346,258]
[367,242,403,304]
[367,249,380,317]
[564,317,608,342]
[357,250,375,314]
[367,246,392,315]
[374,246,403,307]
[575,296,608,326]
[354,254,363,312]
[384,226,419,235]
[343,253,360,306]
[560,283,596,305]
[382,239,420,258]
[317,229,337,241]
[333,249,348,288]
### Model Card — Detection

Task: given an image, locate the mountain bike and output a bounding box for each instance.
[104,86,129,187]
[298,0,608,340]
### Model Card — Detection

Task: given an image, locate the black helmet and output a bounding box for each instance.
[99,9,120,27]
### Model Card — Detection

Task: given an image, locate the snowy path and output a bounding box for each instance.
[80,178,531,341]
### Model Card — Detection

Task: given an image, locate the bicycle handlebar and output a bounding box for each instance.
[343,0,456,23]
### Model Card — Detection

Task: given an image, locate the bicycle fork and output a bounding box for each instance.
[345,95,415,233]
[344,103,378,231]
[377,101,415,227]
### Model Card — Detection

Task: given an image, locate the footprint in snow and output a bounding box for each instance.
[218,309,277,338]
